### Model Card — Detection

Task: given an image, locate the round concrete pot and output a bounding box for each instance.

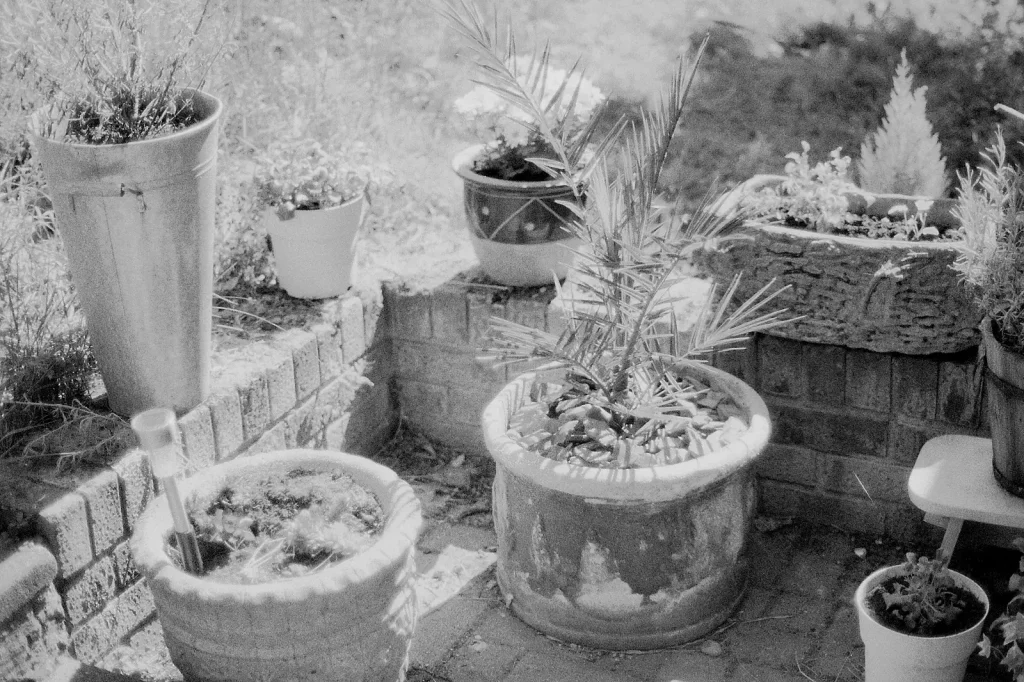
[481,363,771,649]
[131,449,422,682]
[856,564,988,682]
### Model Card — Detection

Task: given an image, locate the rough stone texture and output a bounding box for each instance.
[337,295,367,363]
[61,555,117,626]
[38,492,94,579]
[70,580,154,664]
[697,223,982,354]
[264,349,297,421]
[0,541,58,626]
[278,329,321,401]
[177,405,215,473]
[0,583,69,682]
[204,388,244,461]
[108,450,152,534]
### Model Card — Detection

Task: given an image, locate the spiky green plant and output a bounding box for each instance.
[951,129,1024,352]
[858,49,948,198]
[1,0,229,144]
[444,1,791,468]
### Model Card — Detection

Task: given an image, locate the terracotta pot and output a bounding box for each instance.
[265,193,364,299]
[31,90,222,416]
[481,363,771,649]
[856,564,988,682]
[452,144,581,287]
[131,449,422,682]
[700,174,980,354]
[981,317,1024,497]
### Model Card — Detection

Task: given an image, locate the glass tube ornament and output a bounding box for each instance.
[131,407,204,574]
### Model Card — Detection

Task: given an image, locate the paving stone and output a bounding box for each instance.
[845,349,892,413]
[312,322,344,380]
[45,657,142,682]
[279,328,321,401]
[236,369,270,443]
[810,603,864,682]
[779,550,845,598]
[444,640,521,682]
[38,492,93,578]
[505,650,642,682]
[431,284,470,344]
[77,469,125,557]
[817,454,911,504]
[61,554,117,625]
[205,389,244,460]
[264,350,297,421]
[408,596,494,669]
[70,580,154,664]
[653,649,729,682]
[338,295,367,362]
[892,355,938,421]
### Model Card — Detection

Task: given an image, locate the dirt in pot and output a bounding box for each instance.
[507,374,749,469]
[865,575,987,637]
[175,468,384,584]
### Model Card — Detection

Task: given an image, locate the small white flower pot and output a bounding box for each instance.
[265,194,365,299]
[855,564,988,682]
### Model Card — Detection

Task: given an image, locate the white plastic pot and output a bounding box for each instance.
[855,564,988,682]
[265,194,364,299]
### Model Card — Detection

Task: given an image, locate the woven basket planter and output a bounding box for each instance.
[699,175,980,355]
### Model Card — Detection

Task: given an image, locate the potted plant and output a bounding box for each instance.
[130,411,422,681]
[254,139,368,299]
[951,128,1024,497]
[699,52,979,355]
[446,3,613,287]
[446,4,792,649]
[979,538,1024,679]
[5,0,227,416]
[855,552,988,682]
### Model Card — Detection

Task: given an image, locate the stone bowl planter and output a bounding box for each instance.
[131,449,422,682]
[481,362,771,650]
[699,175,980,355]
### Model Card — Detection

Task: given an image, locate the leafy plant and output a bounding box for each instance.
[951,129,1024,352]
[445,2,791,469]
[858,49,947,198]
[869,552,973,636]
[737,143,948,241]
[254,139,368,221]
[449,3,607,182]
[979,538,1024,678]
[1,0,229,143]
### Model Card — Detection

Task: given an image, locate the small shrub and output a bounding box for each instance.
[858,49,947,197]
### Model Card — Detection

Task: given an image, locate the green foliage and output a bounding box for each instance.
[858,50,947,197]
[1,0,229,143]
[980,538,1024,678]
[254,139,368,221]
[447,2,791,468]
[873,552,966,635]
[951,131,1024,352]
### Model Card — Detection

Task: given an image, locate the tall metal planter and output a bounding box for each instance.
[32,90,222,416]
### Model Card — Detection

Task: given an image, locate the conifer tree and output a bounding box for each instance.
[858,49,947,197]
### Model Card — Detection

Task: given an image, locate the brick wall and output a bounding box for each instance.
[0,292,397,673]
[386,278,988,543]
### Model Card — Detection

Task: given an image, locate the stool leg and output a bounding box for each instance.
[939,517,964,560]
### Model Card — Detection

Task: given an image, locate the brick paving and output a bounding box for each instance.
[77,498,1009,682]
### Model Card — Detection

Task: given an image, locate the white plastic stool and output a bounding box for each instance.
[909,434,1024,559]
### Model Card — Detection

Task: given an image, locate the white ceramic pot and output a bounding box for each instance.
[265,194,364,299]
[855,564,988,682]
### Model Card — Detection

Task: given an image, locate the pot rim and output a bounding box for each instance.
[451,143,570,191]
[29,88,223,150]
[854,564,990,640]
[130,449,423,601]
[481,362,771,501]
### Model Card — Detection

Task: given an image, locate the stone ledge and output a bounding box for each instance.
[0,541,58,627]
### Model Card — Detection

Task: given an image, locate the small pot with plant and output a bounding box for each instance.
[447,2,613,287]
[700,51,979,355]
[130,411,421,682]
[952,125,1024,497]
[255,139,368,299]
[6,0,228,416]
[856,552,988,682]
[446,4,791,649]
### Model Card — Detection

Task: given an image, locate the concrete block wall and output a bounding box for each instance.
[0,293,398,674]
[385,278,988,543]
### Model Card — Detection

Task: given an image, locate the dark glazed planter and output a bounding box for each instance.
[981,318,1024,498]
[452,144,581,287]
[700,175,980,354]
[481,364,771,649]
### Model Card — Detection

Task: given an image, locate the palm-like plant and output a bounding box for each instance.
[444,1,792,467]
